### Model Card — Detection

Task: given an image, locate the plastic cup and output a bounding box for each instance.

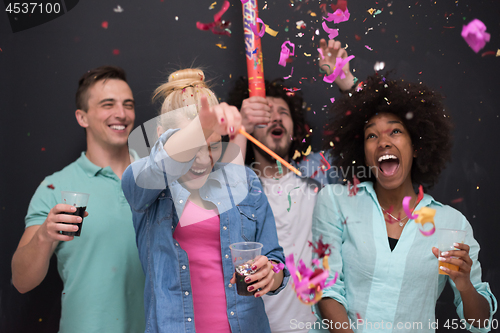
[60,191,89,237]
[230,242,263,296]
[436,228,466,275]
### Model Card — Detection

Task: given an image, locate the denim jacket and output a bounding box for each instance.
[122,129,290,333]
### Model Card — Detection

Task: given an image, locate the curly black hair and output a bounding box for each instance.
[324,73,453,190]
[226,77,311,163]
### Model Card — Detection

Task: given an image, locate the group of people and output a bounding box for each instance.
[11,39,496,333]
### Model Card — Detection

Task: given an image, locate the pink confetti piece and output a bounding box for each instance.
[461,19,490,53]
[402,196,419,219]
[286,253,337,305]
[365,45,373,51]
[347,175,360,196]
[240,0,250,3]
[317,47,325,60]
[419,224,436,237]
[283,67,294,80]
[323,55,355,83]
[278,41,295,67]
[271,262,285,273]
[322,21,339,40]
[250,18,266,38]
[323,8,350,24]
[330,97,335,103]
[196,0,231,36]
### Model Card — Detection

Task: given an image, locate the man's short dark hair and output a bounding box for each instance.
[76,66,127,111]
[324,73,453,190]
[227,77,311,163]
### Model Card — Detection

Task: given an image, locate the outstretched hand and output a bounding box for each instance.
[318,38,355,91]
[198,95,242,140]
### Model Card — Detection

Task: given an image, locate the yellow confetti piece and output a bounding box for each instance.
[209,1,217,9]
[265,24,279,37]
[367,8,375,15]
[215,43,227,49]
[302,145,312,156]
[304,52,311,56]
[496,49,500,57]
[310,12,317,17]
[292,150,301,160]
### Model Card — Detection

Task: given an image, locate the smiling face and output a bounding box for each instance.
[77,79,135,149]
[364,113,416,190]
[252,96,294,161]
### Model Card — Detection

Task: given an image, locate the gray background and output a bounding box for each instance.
[1,0,499,332]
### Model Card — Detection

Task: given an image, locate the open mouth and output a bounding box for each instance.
[270,127,284,139]
[377,154,400,176]
[187,166,209,179]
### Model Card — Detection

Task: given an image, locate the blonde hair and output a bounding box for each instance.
[153,68,219,132]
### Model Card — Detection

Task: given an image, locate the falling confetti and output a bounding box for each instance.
[265,24,278,37]
[278,41,295,67]
[461,19,490,53]
[47,184,55,190]
[322,21,339,40]
[323,8,350,24]
[302,145,312,156]
[323,55,355,83]
[209,1,217,9]
[287,186,300,212]
[196,0,231,36]
[330,97,335,103]
[277,160,283,175]
[347,175,360,196]
[250,18,266,38]
[101,21,108,29]
[113,5,123,13]
[215,43,227,49]
[374,61,385,71]
[365,45,373,51]
[112,49,120,55]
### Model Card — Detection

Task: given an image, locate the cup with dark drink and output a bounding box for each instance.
[60,191,89,237]
[230,242,263,296]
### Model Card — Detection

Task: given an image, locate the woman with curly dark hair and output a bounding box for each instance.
[310,39,496,333]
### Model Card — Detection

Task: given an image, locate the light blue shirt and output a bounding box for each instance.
[310,182,497,333]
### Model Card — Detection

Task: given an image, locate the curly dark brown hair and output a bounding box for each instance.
[324,73,453,190]
[227,77,311,163]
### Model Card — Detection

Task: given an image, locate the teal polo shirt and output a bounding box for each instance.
[25,152,145,333]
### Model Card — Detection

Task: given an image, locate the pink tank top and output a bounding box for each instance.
[173,200,231,333]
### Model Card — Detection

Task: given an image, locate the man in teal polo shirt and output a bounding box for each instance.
[11,66,145,333]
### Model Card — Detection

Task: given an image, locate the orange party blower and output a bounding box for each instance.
[239,128,302,176]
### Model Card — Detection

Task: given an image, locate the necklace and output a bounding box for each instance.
[381,200,418,227]
[382,208,409,227]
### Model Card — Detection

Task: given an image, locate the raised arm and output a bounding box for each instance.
[318,38,356,92]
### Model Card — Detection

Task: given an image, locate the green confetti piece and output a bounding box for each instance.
[286,186,300,212]
[319,64,331,74]
[284,26,289,32]
[27,132,30,136]
[277,160,283,175]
